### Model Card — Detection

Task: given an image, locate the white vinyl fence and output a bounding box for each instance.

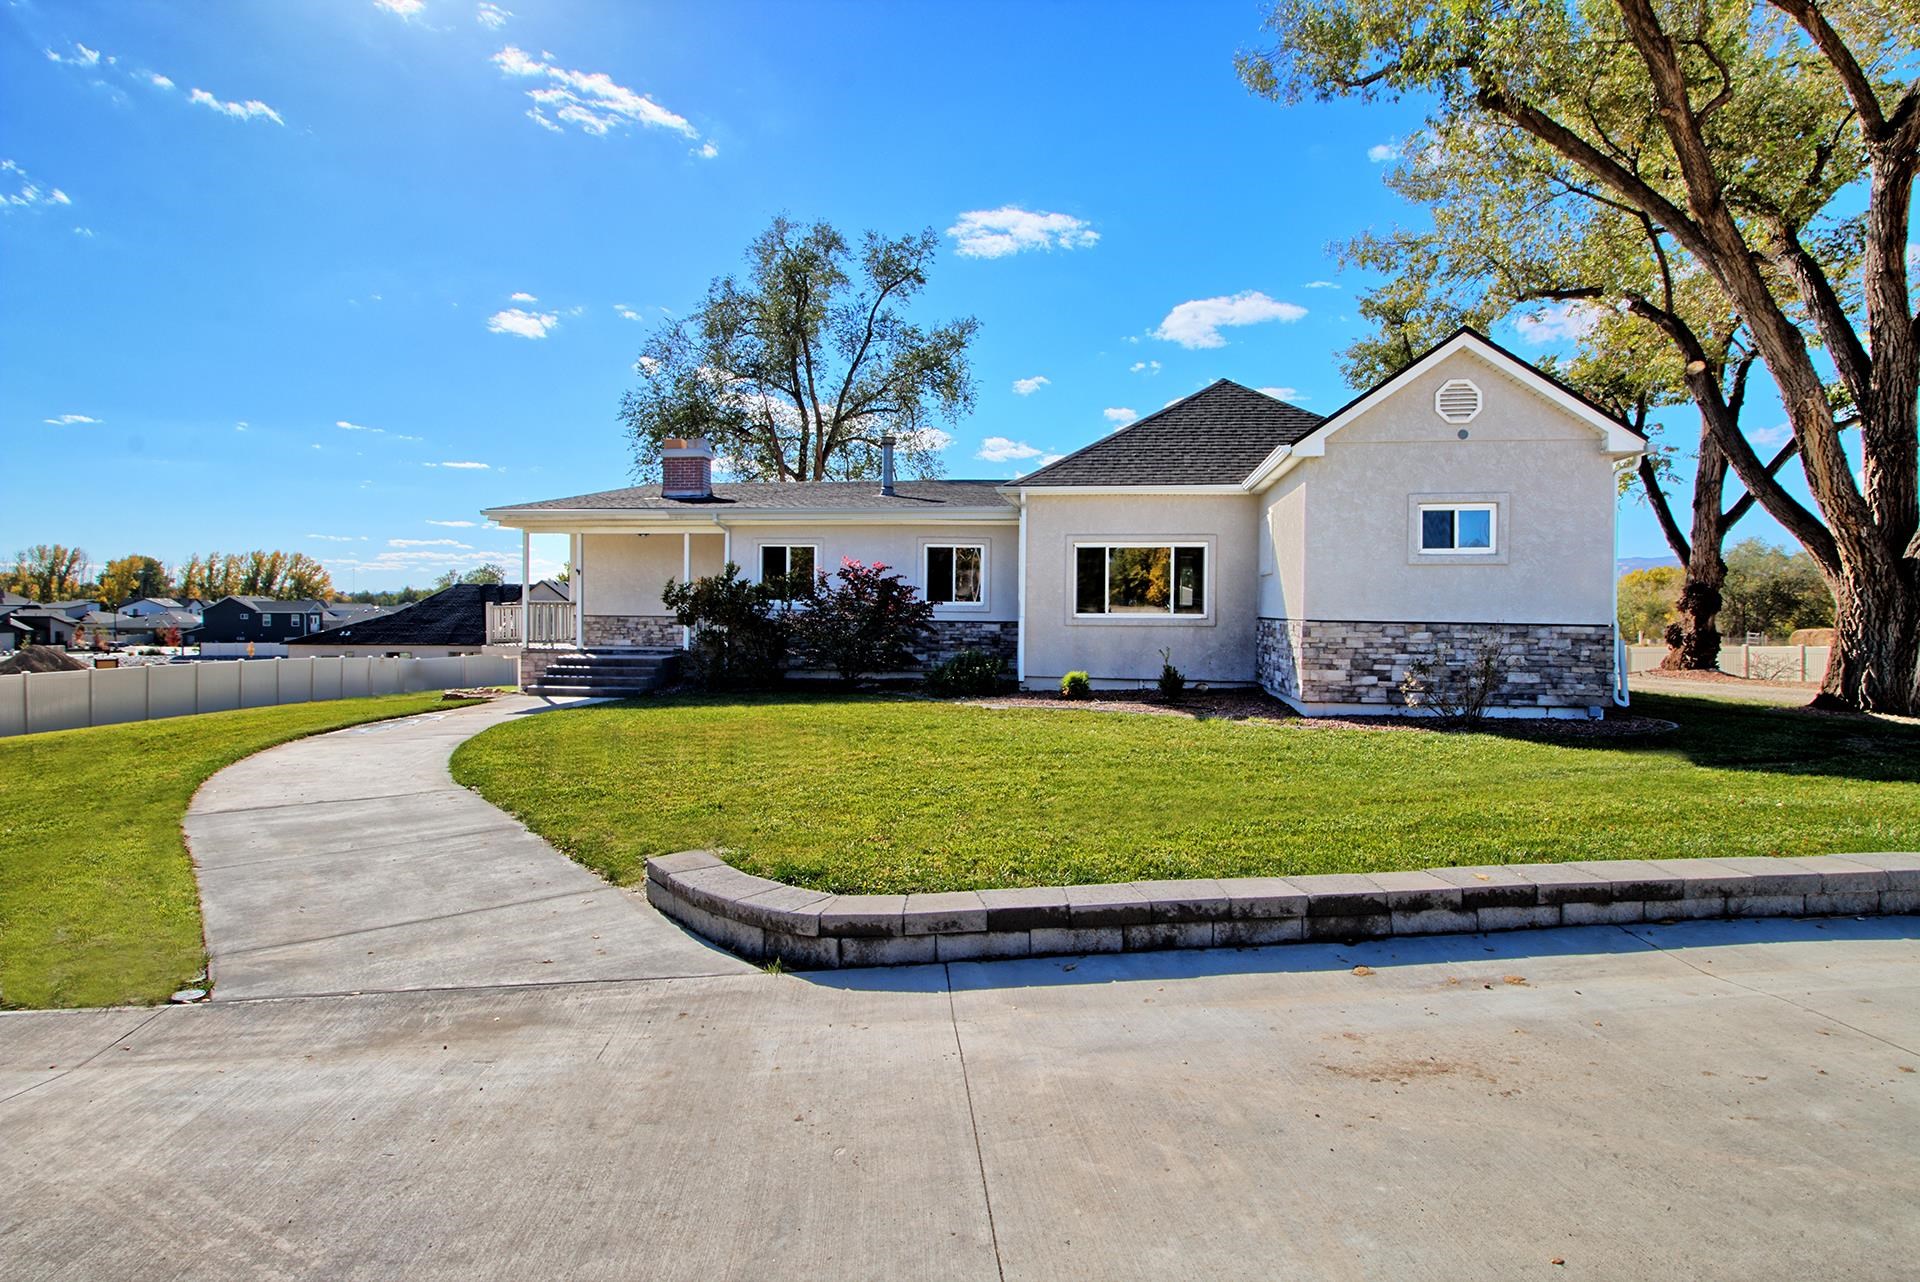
[1626,644,1832,682]
[0,654,517,738]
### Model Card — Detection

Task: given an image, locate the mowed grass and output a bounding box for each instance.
[451,691,1920,895]
[0,692,477,1009]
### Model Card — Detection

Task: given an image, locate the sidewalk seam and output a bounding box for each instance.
[945,963,1008,1282]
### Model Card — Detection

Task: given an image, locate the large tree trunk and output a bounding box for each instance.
[1818,550,1920,713]
[1660,559,1725,671]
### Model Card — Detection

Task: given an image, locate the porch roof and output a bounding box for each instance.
[485,479,1016,528]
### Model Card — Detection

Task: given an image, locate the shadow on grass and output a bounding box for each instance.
[788,915,1920,994]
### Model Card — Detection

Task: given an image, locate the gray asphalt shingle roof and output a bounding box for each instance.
[493,479,1013,513]
[1017,380,1325,487]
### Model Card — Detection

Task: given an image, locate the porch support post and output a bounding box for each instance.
[572,533,585,649]
[519,530,531,647]
[681,532,692,650]
[1015,493,1028,687]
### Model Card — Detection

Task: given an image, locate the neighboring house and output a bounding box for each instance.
[291,583,525,657]
[4,608,81,647]
[196,596,327,658]
[119,596,187,618]
[0,611,27,652]
[485,330,1645,716]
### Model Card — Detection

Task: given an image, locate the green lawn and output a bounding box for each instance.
[0,692,477,1009]
[450,692,1920,895]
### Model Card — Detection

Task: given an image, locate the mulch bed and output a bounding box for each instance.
[963,687,1676,738]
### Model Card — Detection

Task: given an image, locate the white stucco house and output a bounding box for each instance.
[485,329,1645,716]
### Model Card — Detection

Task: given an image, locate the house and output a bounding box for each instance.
[290,582,526,657]
[71,608,202,648]
[3,606,87,648]
[119,596,190,618]
[483,329,1645,716]
[196,596,328,658]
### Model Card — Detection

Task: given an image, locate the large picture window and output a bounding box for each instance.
[925,544,984,605]
[759,544,817,599]
[1418,503,1497,554]
[1074,544,1206,616]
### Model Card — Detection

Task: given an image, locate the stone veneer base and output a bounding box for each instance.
[1257,617,1615,711]
[644,851,1920,969]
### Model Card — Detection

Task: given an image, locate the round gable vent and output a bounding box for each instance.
[1435,377,1483,424]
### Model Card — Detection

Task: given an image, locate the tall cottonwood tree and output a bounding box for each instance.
[6,544,92,601]
[96,554,174,607]
[1334,119,1821,670]
[1243,0,1920,713]
[621,216,979,483]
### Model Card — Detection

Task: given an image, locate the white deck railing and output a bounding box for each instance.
[486,601,577,648]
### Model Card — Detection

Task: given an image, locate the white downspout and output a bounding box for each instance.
[1015,491,1028,689]
[1611,459,1630,708]
[681,531,692,650]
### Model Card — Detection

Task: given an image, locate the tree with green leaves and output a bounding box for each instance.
[1242,0,1920,713]
[1330,117,1813,671]
[433,563,506,590]
[1722,537,1839,639]
[621,215,979,483]
[179,551,333,601]
[1618,564,1685,641]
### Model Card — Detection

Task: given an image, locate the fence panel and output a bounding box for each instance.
[0,675,24,737]
[198,661,242,713]
[148,664,198,720]
[23,671,91,734]
[90,665,150,727]
[311,656,344,702]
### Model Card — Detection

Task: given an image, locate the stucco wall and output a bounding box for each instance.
[1020,492,1259,685]
[581,523,1021,623]
[1258,349,1621,626]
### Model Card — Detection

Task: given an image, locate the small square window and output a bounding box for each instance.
[925,544,984,605]
[759,545,817,600]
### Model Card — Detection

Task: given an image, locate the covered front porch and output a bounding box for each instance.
[485,526,732,655]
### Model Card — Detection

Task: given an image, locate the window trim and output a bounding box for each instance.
[921,541,988,610]
[1070,540,1212,622]
[1416,502,1498,555]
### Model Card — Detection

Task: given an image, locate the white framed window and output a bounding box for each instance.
[924,544,985,606]
[290,614,303,633]
[1418,502,1497,554]
[1073,543,1207,617]
[757,544,818,600]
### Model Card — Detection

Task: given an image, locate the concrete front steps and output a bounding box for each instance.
[526,647,682,699]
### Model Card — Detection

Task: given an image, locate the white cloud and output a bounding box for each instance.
[43,413,100,426]
[509,290,537,302]
[336,419,383,433]
[1515,300,1604,345]
[977,436,1045,462]
[1258,386,1301,401]
[426,460,492,469]
[614,304,643,321]
[491,45,701,143]
[898,427,953,453]
[426,519,478,527]
[1367,141,1401,163]
[305,534,366,542]
[1304,280,1338,289]
[1129,360,1161,375]
[390,538,471,548]
[946,207,1099,259]
[45,43,102,67]
[1750,422,1794,449]
[487,307,558,338]
[72,225,94,237]
[188,88,284,125]
[1152,291,1306,349]
[1103,407,1138,426]
[695,141,718,159]
[2,159,71,211]
[1906,242,1918,269]
[476,2,511,27]
[375,0,426,15]
[235,421,249,432]
[1011,375,1050,396]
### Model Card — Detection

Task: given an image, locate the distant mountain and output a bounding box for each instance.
[1617,555,1681,577]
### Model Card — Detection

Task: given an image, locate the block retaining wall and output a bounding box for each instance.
[644,851,1920,969]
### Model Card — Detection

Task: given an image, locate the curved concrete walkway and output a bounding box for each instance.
[185,695,752,999]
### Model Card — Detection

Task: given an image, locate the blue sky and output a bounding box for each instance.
[3,0,1813,590]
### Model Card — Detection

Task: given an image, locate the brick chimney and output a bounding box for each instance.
[661,437,715,499]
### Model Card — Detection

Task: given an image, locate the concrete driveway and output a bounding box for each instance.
[3,919,1916,1280]
[4,696,1916,1278]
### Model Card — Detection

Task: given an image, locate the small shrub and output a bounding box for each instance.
[662,563,790,690]
[1156,647,1186,701]
[925,648,1004,697]
[790,558,935,683]
[1060,670,1092,699]
[1398,632,1511,725]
